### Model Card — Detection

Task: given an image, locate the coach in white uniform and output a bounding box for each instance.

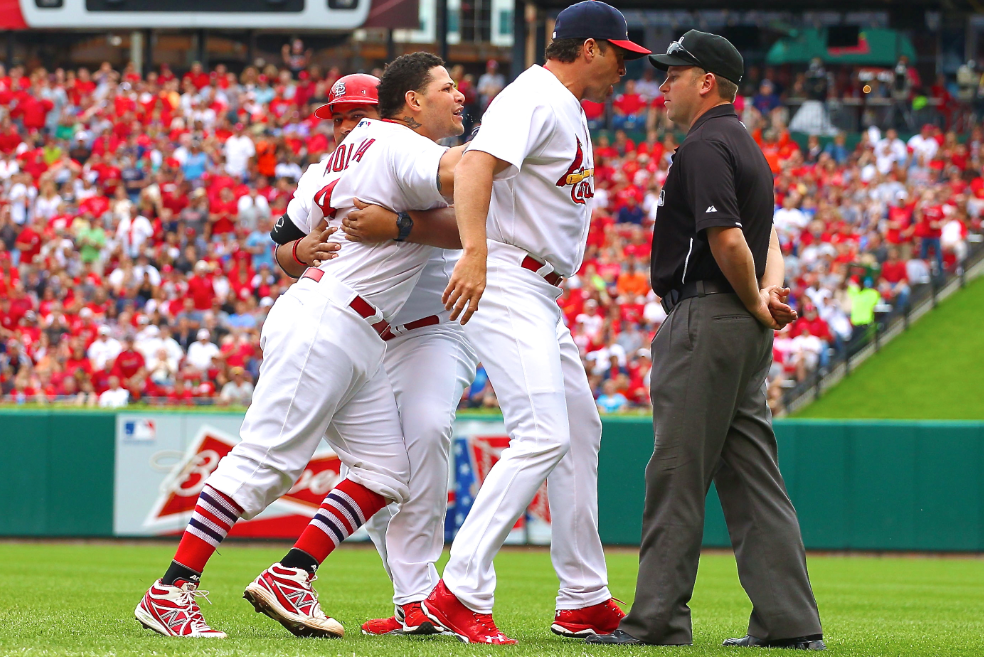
[423,1,650,645]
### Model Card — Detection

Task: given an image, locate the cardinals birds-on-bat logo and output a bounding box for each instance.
[555,137,594,205]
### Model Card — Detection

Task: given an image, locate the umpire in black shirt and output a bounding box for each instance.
[588,31,824,650]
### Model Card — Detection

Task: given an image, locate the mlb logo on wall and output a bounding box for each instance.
[123,419,156,442]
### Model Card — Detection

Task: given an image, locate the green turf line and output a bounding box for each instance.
[796,275,984,420]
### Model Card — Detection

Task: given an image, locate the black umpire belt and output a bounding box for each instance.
[660,279,734,315]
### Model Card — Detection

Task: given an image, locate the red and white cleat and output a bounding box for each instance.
[243,564,344,638]
[361,615,404,636]
[401,601,441,635]
[551,598,625,638]
[421,580,516,645]
[134,579,227,638]
[361,602,442,636]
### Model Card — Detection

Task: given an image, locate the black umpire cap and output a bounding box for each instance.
[552,1,651,59]
[649,30,743,85]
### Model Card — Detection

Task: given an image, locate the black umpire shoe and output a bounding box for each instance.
[585,629,644,645]
[723,634,826,650]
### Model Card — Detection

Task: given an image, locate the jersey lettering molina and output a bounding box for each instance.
[285,119,448,321]
[466,65,594,278]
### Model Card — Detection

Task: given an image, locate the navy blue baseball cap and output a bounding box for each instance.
[552,1,650,60]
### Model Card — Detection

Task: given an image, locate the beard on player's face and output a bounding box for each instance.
[408,66,466,140]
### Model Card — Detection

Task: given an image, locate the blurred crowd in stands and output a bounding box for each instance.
[0,52,981,415]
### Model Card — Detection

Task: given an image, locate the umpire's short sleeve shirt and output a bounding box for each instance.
[649,104,774,298]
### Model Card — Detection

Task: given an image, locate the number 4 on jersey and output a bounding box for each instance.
[315,180,339,217]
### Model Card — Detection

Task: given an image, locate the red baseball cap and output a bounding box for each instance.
[314,73,380,120]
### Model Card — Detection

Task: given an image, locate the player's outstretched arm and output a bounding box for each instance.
[443,150,508,324]
[343,200,462,249]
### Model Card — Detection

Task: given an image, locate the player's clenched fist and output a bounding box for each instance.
[443,250,486,325]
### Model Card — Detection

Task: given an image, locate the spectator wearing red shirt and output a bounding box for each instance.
[14,219,43,265]
[187,261,216,313]
[790,305,832,342]
[885,196,913,246]
[10,85,53,133]
[166,378,195,405]
[209,187,239,238]
[612,80,647,130]
[0,116,22,153]
[65,342,94,378]
[914,190,945,273]
[878,247,910,308]
[0,297,17,338]
[182,62,210,90]
[582,99,605,128]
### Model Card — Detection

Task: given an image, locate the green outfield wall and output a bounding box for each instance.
[2,410,983,551]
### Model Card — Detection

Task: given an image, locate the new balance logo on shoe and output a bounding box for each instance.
[706,205,717,213]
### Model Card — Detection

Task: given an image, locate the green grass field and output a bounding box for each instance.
[2,542,983,656]
[796,276,984,420]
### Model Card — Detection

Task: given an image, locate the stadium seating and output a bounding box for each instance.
[0,60,980,414]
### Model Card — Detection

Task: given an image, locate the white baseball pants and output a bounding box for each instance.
[361,322,478,606]
[443,243,611,613]
[207,275,411,518]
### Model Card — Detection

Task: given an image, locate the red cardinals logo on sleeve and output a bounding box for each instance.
[555,137,594,205]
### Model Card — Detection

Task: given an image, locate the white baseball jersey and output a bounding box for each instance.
[391,249,459,326]
[466,64,595,277]
[285,118,448,321]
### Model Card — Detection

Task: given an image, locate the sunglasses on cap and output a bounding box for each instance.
[666,40,702,67]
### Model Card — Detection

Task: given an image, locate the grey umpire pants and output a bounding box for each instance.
[619,292,822,645]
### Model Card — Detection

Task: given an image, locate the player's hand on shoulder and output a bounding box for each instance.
[298,219,340,267]
[443,250,487,325]
[342,199,399,243]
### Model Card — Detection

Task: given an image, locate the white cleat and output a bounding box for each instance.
[135,579,227,638]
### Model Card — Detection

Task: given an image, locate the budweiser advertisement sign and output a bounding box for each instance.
[114,414,551,545]
[114,415,345,539]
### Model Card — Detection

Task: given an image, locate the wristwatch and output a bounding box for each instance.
[395,211,414,242]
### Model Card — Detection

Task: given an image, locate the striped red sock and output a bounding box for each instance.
[172,485,244,574]
[292,478,387,564]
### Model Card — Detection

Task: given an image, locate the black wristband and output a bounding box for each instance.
[395,211,413,242]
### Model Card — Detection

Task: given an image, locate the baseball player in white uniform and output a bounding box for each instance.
[135,53,466,640]
[274,74,479,637]
[422,1,651,645]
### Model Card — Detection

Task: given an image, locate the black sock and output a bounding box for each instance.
[162,560,202,587]
[280,548,319,575]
